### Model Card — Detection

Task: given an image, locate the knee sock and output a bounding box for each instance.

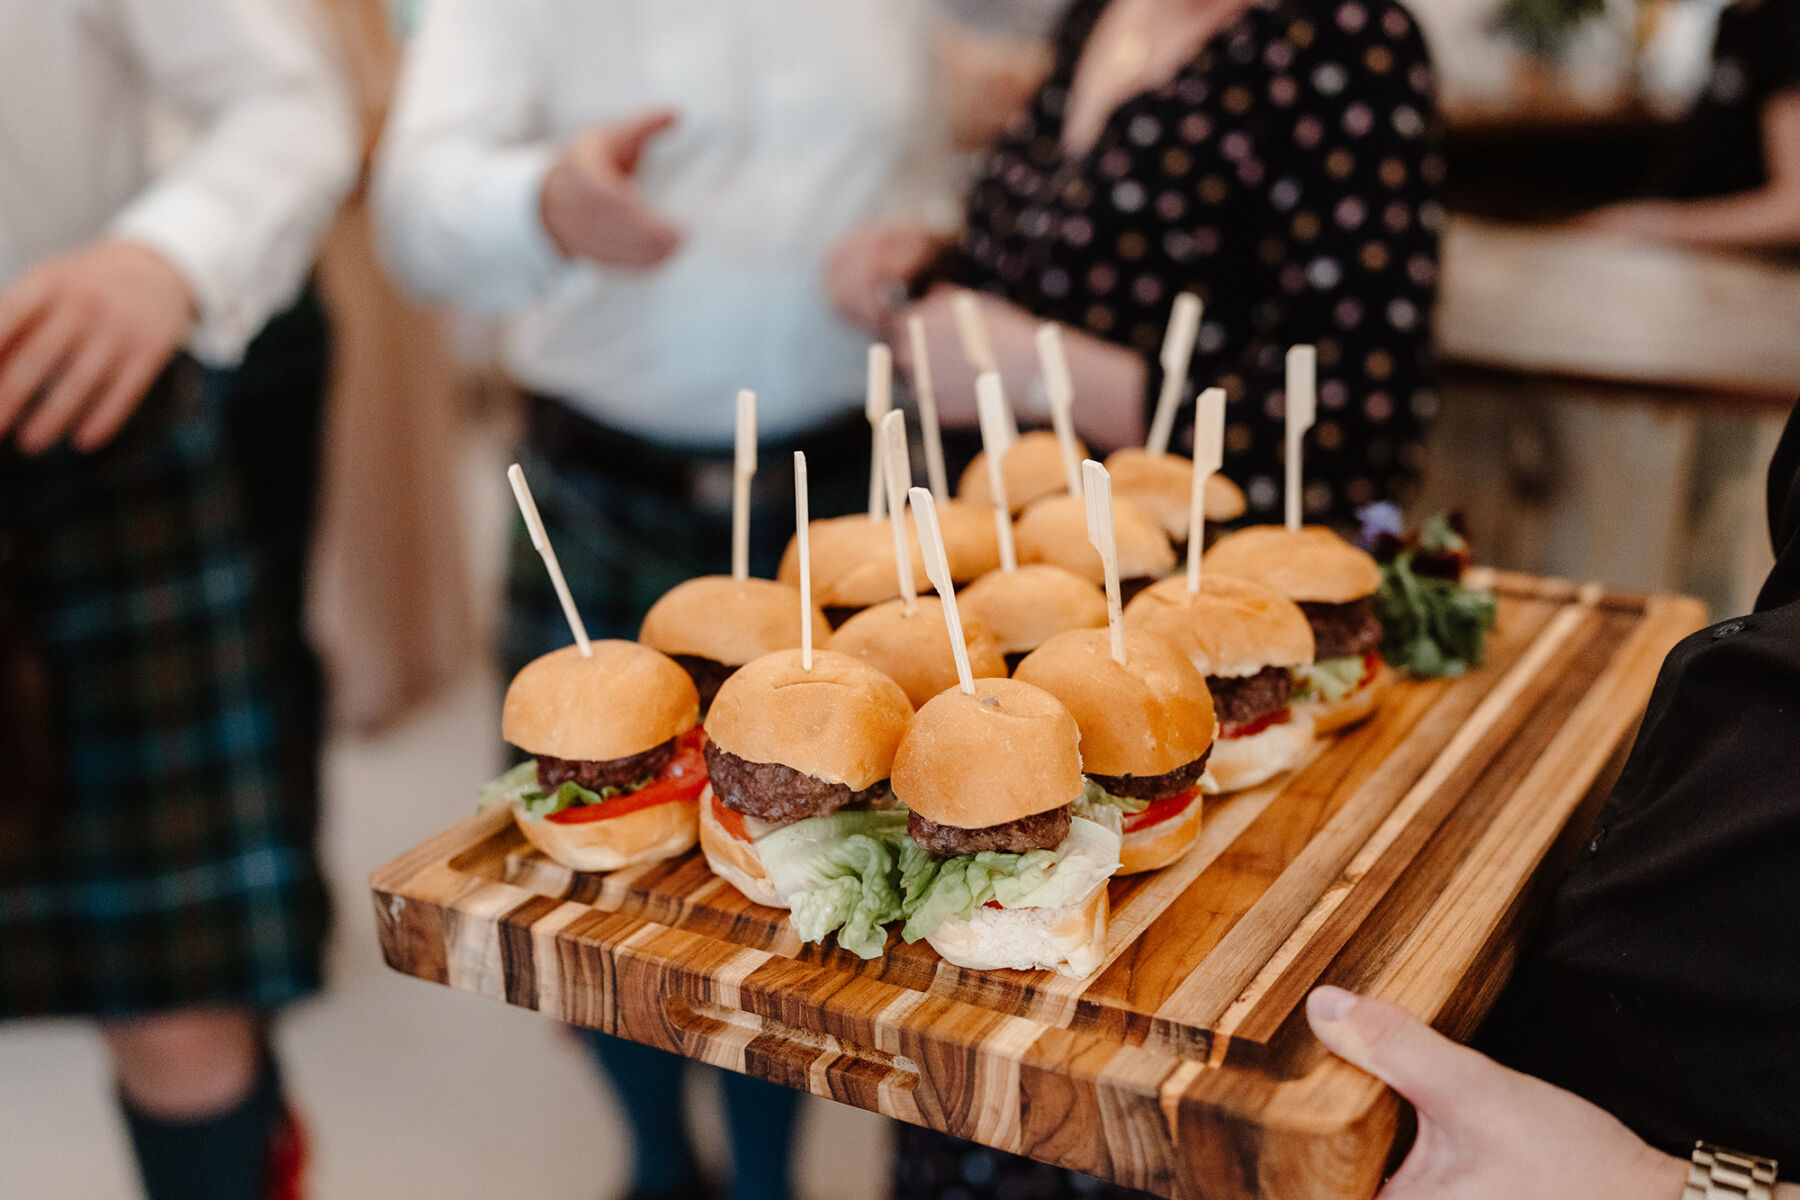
[720,1069,801,1200]
[121,1055,286,1200]
[582,1029,704,1195]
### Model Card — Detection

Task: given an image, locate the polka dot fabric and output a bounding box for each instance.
[944,0,1442,525]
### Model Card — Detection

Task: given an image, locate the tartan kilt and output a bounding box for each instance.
[0,353,328,1020]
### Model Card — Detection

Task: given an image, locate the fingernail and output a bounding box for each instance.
[1308,986,1355,1024]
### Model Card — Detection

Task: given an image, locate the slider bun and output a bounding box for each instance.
[891,677,1083,827]
[1307,660,1394,735]
[1123,574,1316,676]
[704,649,912,789]
[1013,627,1215,778]
[924,884,1108,977]
[502,642,698,762]
[826,597,1008,709]
[959,431,1083,515]
[639,576,830,667]
[1103,448,1247,540]
[1208,711,1315,793]
[1203,525,1381,603]
[1014,494,1176,584]
[1118,793,1205,875]
[957,565,1106,657]
[697,786,785,907]
[512,798,698,873]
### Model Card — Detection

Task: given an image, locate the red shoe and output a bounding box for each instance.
[263,1103,309,1200]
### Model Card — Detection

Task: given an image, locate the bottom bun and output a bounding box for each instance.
[1117,793,1204,875]
[924,884,1110,978]
[697,786,784,908]
[1208,713,1316,793]
[1307,662,1394,736]
[513,797,698,872]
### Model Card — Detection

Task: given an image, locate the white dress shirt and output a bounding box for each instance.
[0,0,356,366]
[374,0,934,446]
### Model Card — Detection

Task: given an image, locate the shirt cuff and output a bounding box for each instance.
[111,188,260,366]
[475,143,567,295]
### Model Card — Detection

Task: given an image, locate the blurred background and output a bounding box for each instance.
[1,0,1794,1196]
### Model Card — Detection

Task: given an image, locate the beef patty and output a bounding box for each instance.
[703,740,885,823]
[538,739,675,792]
[1207,666,1295,727]
[1089,745,1213,801]
[1298,597,1381,661]
[671,654,737,715]
[908,804,1073,856]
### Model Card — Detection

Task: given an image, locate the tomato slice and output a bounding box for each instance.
[1359,651,1381,689]
[710,790,753,843]
[1219,706,1292,740]
[546,727,710,824]
[1121,786,1200,833]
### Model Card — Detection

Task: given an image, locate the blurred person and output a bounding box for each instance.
[372,3,935,1199]
[0,3,356,1200]
[830,0,1443,527]
[1579,0,1800,248]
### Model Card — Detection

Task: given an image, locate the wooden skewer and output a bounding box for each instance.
[1034,323,1085,497]
[1082,460,1127,666]
[953,291,1016,447]
[1187,387,1226,595]
[906,314,950,505]
[910,487,975,695]
[1284,344,1317,532]
[975,373,1019,572]
[732,389,756,582]
[881,410,918,614]
[795,452,814,671]
[507,463,591,657]
[867,343,893,520]
[1146,292,1203,458]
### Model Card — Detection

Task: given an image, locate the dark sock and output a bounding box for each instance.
[122,1057,284,1200]
[720,1069,800,1200]
[581,1029,704,1195]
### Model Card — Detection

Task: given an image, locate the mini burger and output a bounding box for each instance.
[777,509,1000,627]
[480,641,705,872]
[958,430,1085,515]
[1123,575,1317,792]
[1102,448,1247,554]
[699,649,914,956]
[956,564,1107,672]
[891,677,1121,977]
[639,576,832,712]
[1203,526,1391,733]
[1014,493,1176,605]
[1014,627,1216,874]
[827,596,1008,708]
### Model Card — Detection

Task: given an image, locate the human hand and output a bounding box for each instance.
[0,239,196,455]
[825,222,945,333]
[890,285,1037,421]
[540,107,683,269]
[1568,200,1688,243]
[1305,986,1687,1200]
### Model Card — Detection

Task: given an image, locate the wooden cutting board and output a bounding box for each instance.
[372,573,1703,1200]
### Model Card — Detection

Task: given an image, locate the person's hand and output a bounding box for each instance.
[1306,987,1687,1200]
[1569,200,1688,243]
[0,238,196,455]
[825,222,945,333]
[540,107,683,269]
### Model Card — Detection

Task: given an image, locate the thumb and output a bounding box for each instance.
[1306,987,1494,1121]
[608,106,678,174]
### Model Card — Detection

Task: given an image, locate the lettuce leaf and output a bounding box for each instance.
[477,760,541,812]
[1072,778,1150,821]
[758,809,911,959]
[898,815,1121,943]
[474,759,642,821]
[1298,655,1368,706]
[1375,552,1498,678]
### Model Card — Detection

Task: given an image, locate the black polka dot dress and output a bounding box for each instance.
[940,0,1443,526]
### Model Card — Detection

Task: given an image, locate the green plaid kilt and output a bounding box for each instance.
[0,340,328,1019]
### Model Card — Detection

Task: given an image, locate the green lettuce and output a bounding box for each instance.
[474,759,647,821]
[898,815,1122,943]
[1375,555,1499,678]
[758,809,912,959]
[1072,778,1150,820]
[1298,655,1368,705]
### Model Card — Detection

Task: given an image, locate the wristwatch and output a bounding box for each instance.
[1686,1141,1779,1199]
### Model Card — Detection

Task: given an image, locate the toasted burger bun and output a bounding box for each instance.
[1307,660,1394,736]
[1208,711,1315,793]
[891,676,1083,828]
[957,565,1107,658]
[697,786,785,907]
[1203,525,1381,604]
[924,883,1108,977]
[1103,449,1247,540]
[1015,494,1176,585]
[503,642,699,762]
[958,431,1084,515]
[1119,793,1206,875]
[704,649,913,789]
[776,511,1001,609]
[1123,574,1315,677]
[512,798,698,873]
[827,598,1008,709]
[1013,627,1214,777]
[640,576,829,667]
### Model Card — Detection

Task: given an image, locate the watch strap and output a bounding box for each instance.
[1686,1141,1779,1200]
